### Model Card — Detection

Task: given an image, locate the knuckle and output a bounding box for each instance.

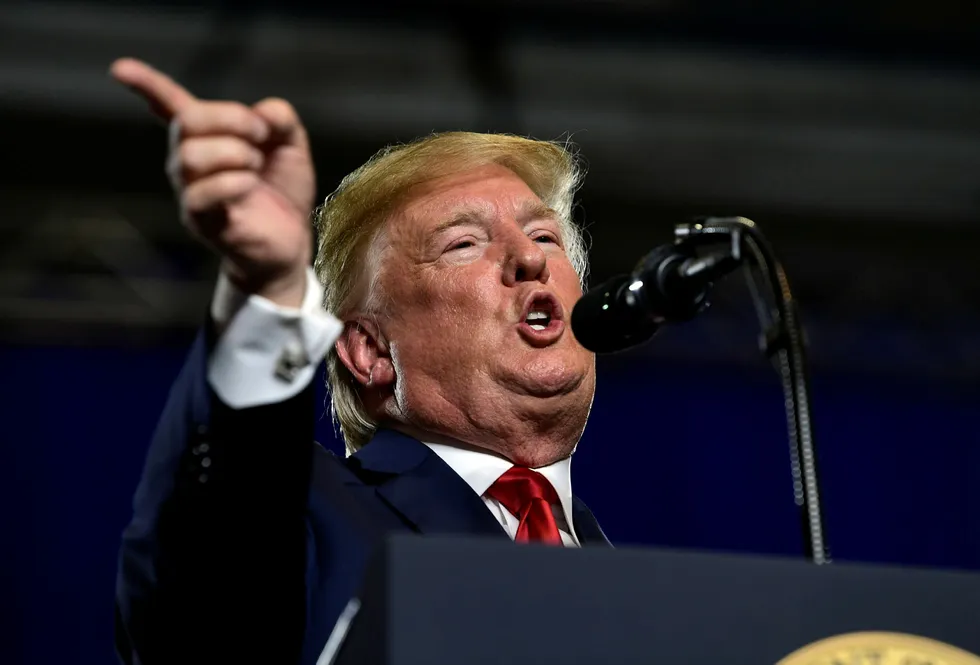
[228,170,259,192]
[177,141,200,173]
[187,171,257,210]
[217,140,259,170]
[224,102,261,133]
[173,138,260,181]
[225,139,252,163]
[173,103,202,133]
[177,100,259,136]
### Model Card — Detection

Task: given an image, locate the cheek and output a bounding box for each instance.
[550,263,584,302]
[390,268,502,353]
[426,264,497,309]
[436,270,503,343]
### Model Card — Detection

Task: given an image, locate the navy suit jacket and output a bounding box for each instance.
[115,332,609,665]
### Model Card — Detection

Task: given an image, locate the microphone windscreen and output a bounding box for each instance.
[570,275,660,353]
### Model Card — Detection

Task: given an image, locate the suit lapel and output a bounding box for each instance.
[352,429,611,546]
[350,430,507,538]
[572,495,613,547]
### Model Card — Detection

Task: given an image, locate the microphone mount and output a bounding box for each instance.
[570,228,743,354]
[574,217,829,564]
[624,241,740,325]
[671,216,830,565]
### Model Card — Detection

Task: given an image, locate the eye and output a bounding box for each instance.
[532,233,559,245]
[448,239,475,251]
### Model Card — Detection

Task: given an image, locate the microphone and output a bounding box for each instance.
[571,242,740,353]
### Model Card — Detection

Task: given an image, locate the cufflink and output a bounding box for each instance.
[275,341,309,382]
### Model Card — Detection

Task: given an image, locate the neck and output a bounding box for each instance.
[373,379,591,467]
[388,412,581,469]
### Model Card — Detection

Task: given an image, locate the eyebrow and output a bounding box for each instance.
[516,200,560,225]
[429,200,559,237]
[429,202,495,236]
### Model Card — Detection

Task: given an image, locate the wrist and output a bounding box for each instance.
[222,261,308,309]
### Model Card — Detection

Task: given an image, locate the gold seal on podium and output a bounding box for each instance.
[778,632,980,665]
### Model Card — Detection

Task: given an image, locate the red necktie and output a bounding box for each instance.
[485,467,563,545]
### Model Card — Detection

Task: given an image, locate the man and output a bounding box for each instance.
[112,57,608,665]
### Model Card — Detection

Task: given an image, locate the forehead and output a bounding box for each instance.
[393,163,552,230]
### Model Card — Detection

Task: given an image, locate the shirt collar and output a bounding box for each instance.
[422,441,576,533]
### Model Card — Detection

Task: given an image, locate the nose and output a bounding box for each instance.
[501,226,550,287]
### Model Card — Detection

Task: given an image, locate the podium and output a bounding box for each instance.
[332,535,980,665]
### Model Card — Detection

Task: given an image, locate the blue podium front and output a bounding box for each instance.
[332,535,980,665]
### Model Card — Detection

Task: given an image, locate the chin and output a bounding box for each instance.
[509,360,589,399]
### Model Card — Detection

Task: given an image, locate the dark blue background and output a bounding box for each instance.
[3,338,978,664]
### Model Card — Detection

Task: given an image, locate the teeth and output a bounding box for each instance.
[524,304,554,332]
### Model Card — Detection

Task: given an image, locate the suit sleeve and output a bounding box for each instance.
[115,271,341,665]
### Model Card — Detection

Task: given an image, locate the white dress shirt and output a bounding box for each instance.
[207,269,578,546]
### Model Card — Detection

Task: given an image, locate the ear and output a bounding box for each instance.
[334,318,395,389]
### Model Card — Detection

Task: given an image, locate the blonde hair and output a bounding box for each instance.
[313,131,588,454]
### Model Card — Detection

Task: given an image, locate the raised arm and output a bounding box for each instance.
[111,59,339,665]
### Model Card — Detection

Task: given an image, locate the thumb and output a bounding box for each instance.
[252,97,310,153]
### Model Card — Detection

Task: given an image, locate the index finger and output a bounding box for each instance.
[110,57,196,121]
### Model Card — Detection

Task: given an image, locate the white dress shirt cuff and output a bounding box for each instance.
[207,267,343,408]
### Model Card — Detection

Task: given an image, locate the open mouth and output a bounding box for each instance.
[526,307,553,331]
[518,292,565,345]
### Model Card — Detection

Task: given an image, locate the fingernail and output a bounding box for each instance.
[254,119,270,142]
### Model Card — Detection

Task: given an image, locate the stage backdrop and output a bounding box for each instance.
[3,338,978,665]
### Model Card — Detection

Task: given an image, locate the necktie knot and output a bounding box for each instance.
[485,467,562,544]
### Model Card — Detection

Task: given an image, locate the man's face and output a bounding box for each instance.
[374,163,595,450]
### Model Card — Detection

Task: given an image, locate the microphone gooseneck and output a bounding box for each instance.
[570,216,830,565]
